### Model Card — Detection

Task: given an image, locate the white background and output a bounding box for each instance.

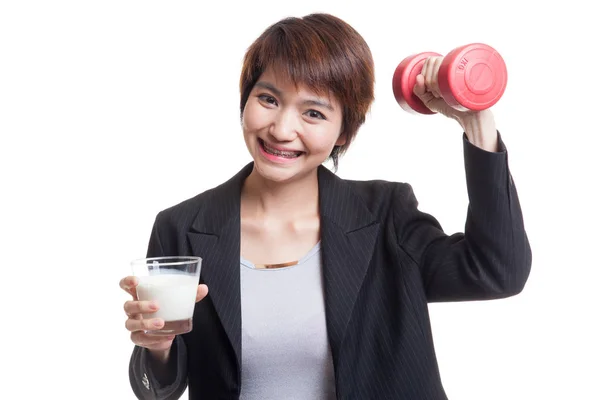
[1,0,599,399]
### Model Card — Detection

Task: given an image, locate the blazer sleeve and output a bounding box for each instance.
[394,132,532,302]
[128,215,189,399]
[129,336,188,400]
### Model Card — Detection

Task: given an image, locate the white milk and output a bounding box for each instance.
[136,274,198,321]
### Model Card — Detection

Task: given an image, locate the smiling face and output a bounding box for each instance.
[242,67,346,184]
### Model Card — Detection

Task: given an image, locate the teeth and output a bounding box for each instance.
[263,141,300,158]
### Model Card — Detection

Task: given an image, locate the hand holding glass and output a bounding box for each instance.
[129,256,203,336]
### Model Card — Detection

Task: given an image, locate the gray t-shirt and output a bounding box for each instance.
[239,241,336,400]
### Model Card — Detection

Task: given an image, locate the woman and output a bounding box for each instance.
[121,12,531,400]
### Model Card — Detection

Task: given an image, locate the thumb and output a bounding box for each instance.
[196,284,209,302]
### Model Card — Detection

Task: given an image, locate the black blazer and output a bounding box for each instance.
[129,134,532,400]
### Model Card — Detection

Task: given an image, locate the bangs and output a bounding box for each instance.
[242,20,355,99]
[257,32,335,96]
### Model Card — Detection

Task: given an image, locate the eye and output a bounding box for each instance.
[305,109,326,120]
[258,94,278,106]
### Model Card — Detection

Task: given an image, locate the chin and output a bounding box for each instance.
[252,159,303,183]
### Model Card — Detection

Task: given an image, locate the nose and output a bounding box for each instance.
[268,108,300,142]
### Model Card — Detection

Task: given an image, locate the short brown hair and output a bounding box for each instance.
[239,13,375,170]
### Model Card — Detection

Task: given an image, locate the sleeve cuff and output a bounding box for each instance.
[463,130,511,189]
[134,336,187,399]
[462,130,507,154]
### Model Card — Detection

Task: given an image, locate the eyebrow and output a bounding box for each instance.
[254,81,335,112]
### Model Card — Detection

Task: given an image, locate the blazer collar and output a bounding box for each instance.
[186,161,380,377]
[188,161,377,234]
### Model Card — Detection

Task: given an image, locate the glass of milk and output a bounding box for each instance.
[130,256,202,336]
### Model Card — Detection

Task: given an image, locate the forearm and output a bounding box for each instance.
[459,109,499,152]
[129,336,188,400]
[147,347,178,386]
[460,133,532,296]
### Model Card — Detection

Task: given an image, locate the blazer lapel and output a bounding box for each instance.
[186,162,254,373]
[317,165,380,366]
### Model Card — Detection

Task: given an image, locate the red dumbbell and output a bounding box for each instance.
[392,43,507,115]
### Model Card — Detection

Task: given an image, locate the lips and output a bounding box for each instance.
[259,139,303,158]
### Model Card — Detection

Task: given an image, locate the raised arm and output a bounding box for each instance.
[394,130,532,302]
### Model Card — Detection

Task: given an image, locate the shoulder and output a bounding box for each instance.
[341,177,419,217]
[152,184,221,231]
[151,162,252,233]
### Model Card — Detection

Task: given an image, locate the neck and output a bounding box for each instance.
[241,167,319,221]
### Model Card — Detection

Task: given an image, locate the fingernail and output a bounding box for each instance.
[149,301,158,310]
[153,319,162,327]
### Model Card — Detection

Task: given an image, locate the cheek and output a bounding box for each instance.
[301,125,342,152]
[242,101,270,132]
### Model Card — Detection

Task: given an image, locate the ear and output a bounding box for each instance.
[335,132,347,147]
